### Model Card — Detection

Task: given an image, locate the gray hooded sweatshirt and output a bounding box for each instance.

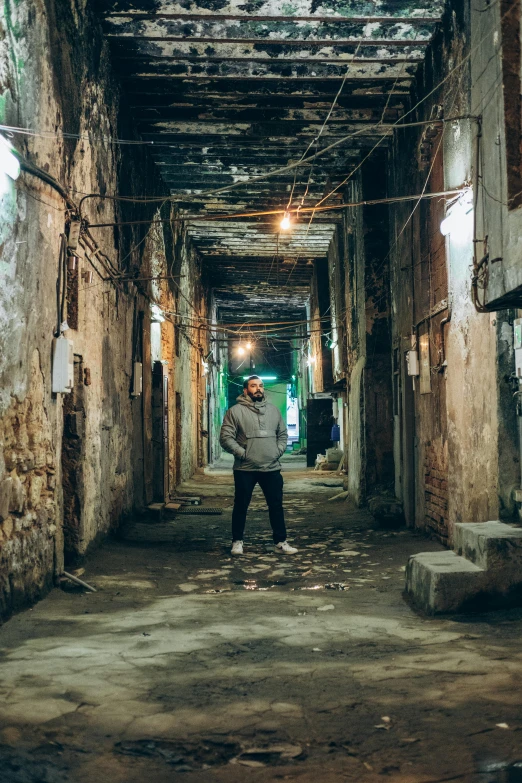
[219,394,288,471]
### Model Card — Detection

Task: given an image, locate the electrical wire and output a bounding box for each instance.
[310,0,518,212]
[84,188,463,228]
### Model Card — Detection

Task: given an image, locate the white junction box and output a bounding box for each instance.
[52,337,74,394]
[131,361,143,397]
[514,318,522,379]
[406,349,420,376]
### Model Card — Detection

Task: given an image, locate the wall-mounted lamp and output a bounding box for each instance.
[440,188,473,240]
[0,135,20,182]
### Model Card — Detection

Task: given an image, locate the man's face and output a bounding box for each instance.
[245,378,264,401]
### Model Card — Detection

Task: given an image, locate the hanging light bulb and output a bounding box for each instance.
[245,341,252,350]
[237,345,246,357]
[280,212,291,230]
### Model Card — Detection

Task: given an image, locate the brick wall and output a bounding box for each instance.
[424,443,449,543]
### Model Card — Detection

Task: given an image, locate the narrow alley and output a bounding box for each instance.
[1,458,522,782]
[3,0,522,779]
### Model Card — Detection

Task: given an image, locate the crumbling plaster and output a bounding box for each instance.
[387,0,519,537]
[0,0,138,616]
[174,226,209,484]
[0,0,210,619]
[473,0,522,307]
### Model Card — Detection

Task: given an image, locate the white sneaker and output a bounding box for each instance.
[231,540,244,556]
[275,541,298,555]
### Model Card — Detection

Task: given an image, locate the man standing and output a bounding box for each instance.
[220,375,298,556]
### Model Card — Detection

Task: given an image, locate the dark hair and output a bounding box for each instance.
[243,374,262,389]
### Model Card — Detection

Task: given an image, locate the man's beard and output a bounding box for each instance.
[248,391,264,402]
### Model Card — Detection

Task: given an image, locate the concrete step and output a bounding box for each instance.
[453,521,522,578]
[145,502,165,522]
[405,551,486,615]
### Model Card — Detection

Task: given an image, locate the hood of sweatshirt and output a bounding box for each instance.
[236,394,267,417]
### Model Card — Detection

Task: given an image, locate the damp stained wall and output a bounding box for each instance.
[0,0,133,615]
[0,0,209,618]
[388,0,519,537]
[343,160,393,505]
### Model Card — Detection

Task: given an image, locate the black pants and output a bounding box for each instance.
[232,470,287,544]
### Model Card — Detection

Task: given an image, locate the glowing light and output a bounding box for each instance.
[0,135,20,182]
[280,212,291,230]
[242,375,277,381]
[307,355,316,366]
[245,341,252,350]
[237,346,246,357]
[202,359,209,375]
[440,188,473,241]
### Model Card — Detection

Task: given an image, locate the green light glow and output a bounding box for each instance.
[242,375,277,381]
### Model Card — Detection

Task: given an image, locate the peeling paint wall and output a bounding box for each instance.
[388,0,519,538]
[342,158,393,505]
[0,0,209,619]
[173,226,209,483]
[0,0,134,616]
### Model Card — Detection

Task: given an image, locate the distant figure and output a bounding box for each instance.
[219,375,298,556]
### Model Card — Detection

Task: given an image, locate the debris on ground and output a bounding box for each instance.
[367,493,405,528]
[114,738,241,770]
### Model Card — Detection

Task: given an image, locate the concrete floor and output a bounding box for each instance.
[1,456,522,782]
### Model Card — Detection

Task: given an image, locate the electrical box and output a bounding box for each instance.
[406,349,420,376]
[514,319,522,380]
[52,337,74,394]
[131,361,143,397]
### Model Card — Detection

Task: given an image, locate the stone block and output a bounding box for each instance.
[28,474,45,509]
[9,475,25,514]
[145,502,165,522]
[368,494,405,528]
[0,478,13,522]
[405,551,486,614]
[453,521,522,583]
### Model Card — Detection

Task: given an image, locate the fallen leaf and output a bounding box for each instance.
[317,604,335,611]
[496,723,510,729]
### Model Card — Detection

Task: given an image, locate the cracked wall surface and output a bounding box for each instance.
[0,0,208,619]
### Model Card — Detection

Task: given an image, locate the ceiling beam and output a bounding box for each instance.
[99,0,444,19]
[109,39,427,60]
[120,77,411,98]
[114,58,417,80]
[104,16,437,34]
